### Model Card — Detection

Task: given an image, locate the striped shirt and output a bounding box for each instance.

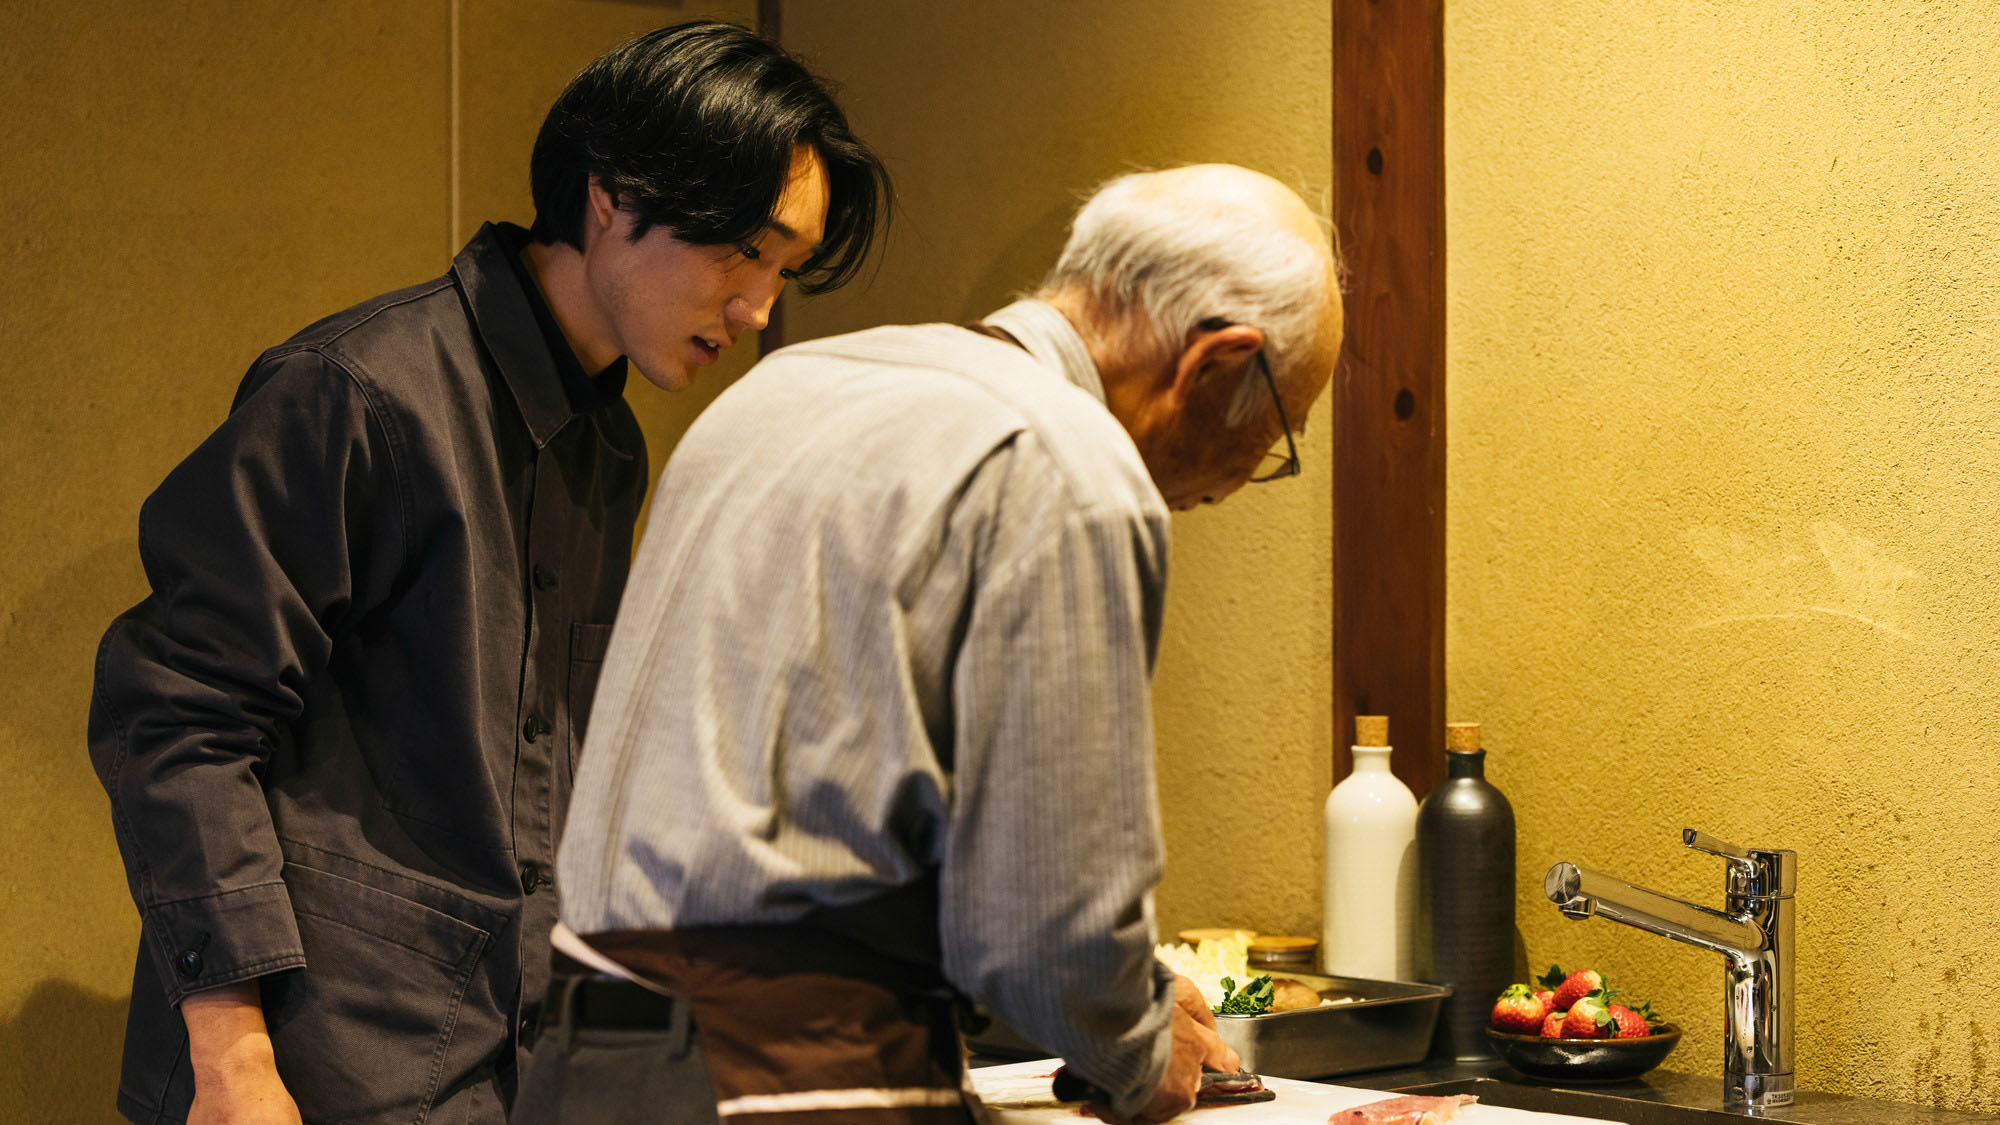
[557,299,1176,1113]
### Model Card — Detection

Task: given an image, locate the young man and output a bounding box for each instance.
[532,165,1343,1125]
[88,22,885,1124]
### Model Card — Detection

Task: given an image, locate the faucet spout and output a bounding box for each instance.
[1544,862,1764,957]
[1544,831,1796,1112]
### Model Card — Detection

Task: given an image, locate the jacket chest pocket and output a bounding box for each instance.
[566,622,614,775]
[262,862,493,1124]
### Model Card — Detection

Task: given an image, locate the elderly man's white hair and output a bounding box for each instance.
[1036,166,1336,426]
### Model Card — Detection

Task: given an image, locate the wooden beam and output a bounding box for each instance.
[1332,0,1446,795]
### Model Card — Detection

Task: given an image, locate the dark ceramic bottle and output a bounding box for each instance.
[1416,722,1516,1060]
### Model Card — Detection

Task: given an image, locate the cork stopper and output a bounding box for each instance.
[1354,715,1389,747]
[1446,722,1482,754]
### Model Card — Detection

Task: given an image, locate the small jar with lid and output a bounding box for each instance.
[1246,935,1319,974]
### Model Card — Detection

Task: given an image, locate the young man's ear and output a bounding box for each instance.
[584,176,623,243]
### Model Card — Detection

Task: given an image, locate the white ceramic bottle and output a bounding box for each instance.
[1322,714,1419,980]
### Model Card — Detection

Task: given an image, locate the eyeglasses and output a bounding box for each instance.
[1198,317,1300,484]
[1246,349,1300,483]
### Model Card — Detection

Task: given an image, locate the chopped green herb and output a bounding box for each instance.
[1215,974,1276,1016]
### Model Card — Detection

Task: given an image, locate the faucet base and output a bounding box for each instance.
[1728,1070,1794,1111]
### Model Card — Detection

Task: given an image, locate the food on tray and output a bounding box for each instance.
[1491,963,1670,1039]
[1156,933,1253,1009]
[1217,975,1275,1015]
[1196,1069,1275,1106]
[1270,977,1324,1012]
[1329,1092,1477,1123]
[1156,934,1351,1015]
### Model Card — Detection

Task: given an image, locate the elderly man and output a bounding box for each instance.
[532,164,1342,1125]
[88,22,884,1125]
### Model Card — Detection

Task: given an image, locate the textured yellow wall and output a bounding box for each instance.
[16,0,1992,1117]
[780,0,1336,944]
[1447,0,2000,1111]
[0,3,752,1119]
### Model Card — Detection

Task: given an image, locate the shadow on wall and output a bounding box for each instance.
[958,197,1076,323]
[2,977,130,1124]
[0,537,145,1123]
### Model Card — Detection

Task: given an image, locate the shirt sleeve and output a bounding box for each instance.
[88,347,405,1005]
[937,456,1174,1119]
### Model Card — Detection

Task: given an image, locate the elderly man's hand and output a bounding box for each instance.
[1088,974,1243,1124]
[1170,974,1241,1074]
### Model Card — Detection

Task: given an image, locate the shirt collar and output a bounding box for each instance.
[981,299,1107,405]
[452,222,633,452]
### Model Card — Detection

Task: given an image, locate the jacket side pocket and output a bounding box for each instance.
[262,861,490,1125]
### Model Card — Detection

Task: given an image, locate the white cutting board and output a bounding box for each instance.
[969,1059,1625,1124]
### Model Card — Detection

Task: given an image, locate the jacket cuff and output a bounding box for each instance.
[1101,961,1177,1119]
[144,881,306,1005]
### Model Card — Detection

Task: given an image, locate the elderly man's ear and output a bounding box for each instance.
[1164,323,1265,411]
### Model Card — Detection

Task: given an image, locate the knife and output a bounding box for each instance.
[1050,1066,1275,1106]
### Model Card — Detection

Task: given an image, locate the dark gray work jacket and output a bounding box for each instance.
[88,223,647,1123]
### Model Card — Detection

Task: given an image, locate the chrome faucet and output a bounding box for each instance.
[1544,829,1796,1112]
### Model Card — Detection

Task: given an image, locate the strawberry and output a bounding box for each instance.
[1609,1004,1651,1038]
[1560,989,1617,1039]
[1540,1010,1568,1038]
[1535,990,1554,1009]
[1544,964,1605,1013]
[1489,984,1547,1034]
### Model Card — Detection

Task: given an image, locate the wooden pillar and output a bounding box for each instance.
[757,0,788,355]
[1332,0,1446,795]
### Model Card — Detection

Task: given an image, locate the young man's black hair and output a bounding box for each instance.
[529,21,888,295]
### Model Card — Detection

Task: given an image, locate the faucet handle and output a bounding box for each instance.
[1683,828,1756,864]
[1683,828,1796,898]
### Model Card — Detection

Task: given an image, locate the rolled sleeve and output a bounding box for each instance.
[940,492,1174,1118]
[89,348,404,1005]
[143,881,305,998]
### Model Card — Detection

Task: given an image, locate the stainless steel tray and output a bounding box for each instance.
[965,971,1449,1081]
[1212,972,1449,1079]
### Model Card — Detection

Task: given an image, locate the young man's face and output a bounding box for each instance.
[584,146,830,391]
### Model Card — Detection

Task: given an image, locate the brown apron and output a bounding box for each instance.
[531,876,980,1124]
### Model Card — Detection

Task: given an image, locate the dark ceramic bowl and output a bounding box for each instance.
[1485,1024,1682,1083]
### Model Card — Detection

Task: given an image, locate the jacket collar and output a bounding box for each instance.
[453,222,633,453]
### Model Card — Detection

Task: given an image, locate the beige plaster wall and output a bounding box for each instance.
[1447,0,2000,1111]
[779,0,1337,945]
[0,3,753,1119]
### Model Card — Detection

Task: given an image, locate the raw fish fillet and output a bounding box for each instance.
[1328,1093,1478,1124]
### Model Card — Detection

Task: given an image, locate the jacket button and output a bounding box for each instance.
[533,564,558,591]
[520,861,548,894]
[522,716,544,742]
[176,949,204,980]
